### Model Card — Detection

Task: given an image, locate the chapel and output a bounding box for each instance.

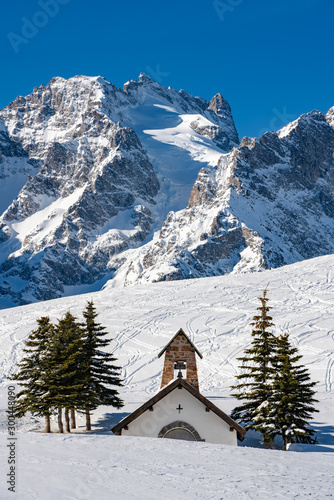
[112,328,246,445]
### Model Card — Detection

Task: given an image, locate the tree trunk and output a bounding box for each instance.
[264,437,272,449]
[284,435,288,451]
[70,409,76,429]
[45,414,51,433]
[58,407,64,434]
[86,408,91,431]
[65,408,71,433]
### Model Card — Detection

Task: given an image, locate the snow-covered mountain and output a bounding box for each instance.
[0,73,333,307]
[0,74,238,307]
[118,109,334,285]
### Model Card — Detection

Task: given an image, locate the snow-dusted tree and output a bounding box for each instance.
[82,301,123,430]
[9,317,55,433]
[269,333,318,449]
[231,288,277,448]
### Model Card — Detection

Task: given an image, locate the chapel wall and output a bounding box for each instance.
[120,388,237,446]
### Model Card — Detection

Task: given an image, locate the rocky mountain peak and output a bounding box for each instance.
[138,72,155,84]
[326,106,334,129]
[113,105,334,287]
[277,109,327,138]
[208,93,232,115]
[0,74,333,307]
[0,73,242,307]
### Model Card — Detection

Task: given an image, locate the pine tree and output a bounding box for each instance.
[10,306,123,434]
[269,333,318,449]
[9,317,55,432]
[231,288,277,447]
[47,312,88,433]
[82,301,123,431]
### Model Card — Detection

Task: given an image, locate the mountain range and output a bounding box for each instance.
[0,73,333,307]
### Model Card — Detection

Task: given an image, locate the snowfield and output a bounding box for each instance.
[0,254,334,499]
[2,433,334,500]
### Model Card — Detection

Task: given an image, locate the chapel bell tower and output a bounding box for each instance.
[158,328,203,390]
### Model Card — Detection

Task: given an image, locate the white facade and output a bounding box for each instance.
[120,386,238,446]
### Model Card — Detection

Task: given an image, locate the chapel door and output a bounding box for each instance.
[159,421,203,441]
[163,427,197,440]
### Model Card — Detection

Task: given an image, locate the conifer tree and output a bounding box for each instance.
[82,301,123,431]
[231,288,277,447]
[269,333,318,449]
[47,311,88,433]
[9,317,55,433]
[10,305,123,433]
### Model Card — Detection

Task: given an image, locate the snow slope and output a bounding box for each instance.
[0,255,333,498]
[121,97,228,218]
[0,433,333,500]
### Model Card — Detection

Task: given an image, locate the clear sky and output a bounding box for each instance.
[0,0,333,139]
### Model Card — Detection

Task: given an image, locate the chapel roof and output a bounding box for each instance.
[157,328,203,359]
[111,377,246,441]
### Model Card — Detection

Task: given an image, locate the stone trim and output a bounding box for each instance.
[158,421,204,441]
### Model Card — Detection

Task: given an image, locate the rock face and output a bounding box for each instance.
[1,73,333,307]
[0,74,238,306]
[112,110,334,286]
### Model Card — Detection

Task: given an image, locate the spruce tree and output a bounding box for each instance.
[82,301,123,431]
[9,317,55,432]
[269,333,318,449]
[47,312,88,433]
[231,288,276,447]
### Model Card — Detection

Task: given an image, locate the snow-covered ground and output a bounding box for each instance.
[0,255,334,499]
[1,433,333,500]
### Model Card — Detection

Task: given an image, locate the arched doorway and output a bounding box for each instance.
[164,427,196,441]
[158,421,203,441]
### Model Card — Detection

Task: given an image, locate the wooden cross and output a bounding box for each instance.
[176,404,183,413]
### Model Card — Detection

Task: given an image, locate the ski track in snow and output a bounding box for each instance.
[0,254,333,401]
[0,255,333,498]
[325,357,334,392]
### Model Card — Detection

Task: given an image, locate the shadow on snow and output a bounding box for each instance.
[93,412,130,433]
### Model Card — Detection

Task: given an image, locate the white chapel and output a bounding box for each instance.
[112,328,246,445]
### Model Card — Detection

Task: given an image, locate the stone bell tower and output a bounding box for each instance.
[158,328,203,390]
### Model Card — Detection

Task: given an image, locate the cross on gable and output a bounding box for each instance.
[176,404,183,413]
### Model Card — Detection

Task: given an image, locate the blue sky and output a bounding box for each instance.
[0,0,333,138]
